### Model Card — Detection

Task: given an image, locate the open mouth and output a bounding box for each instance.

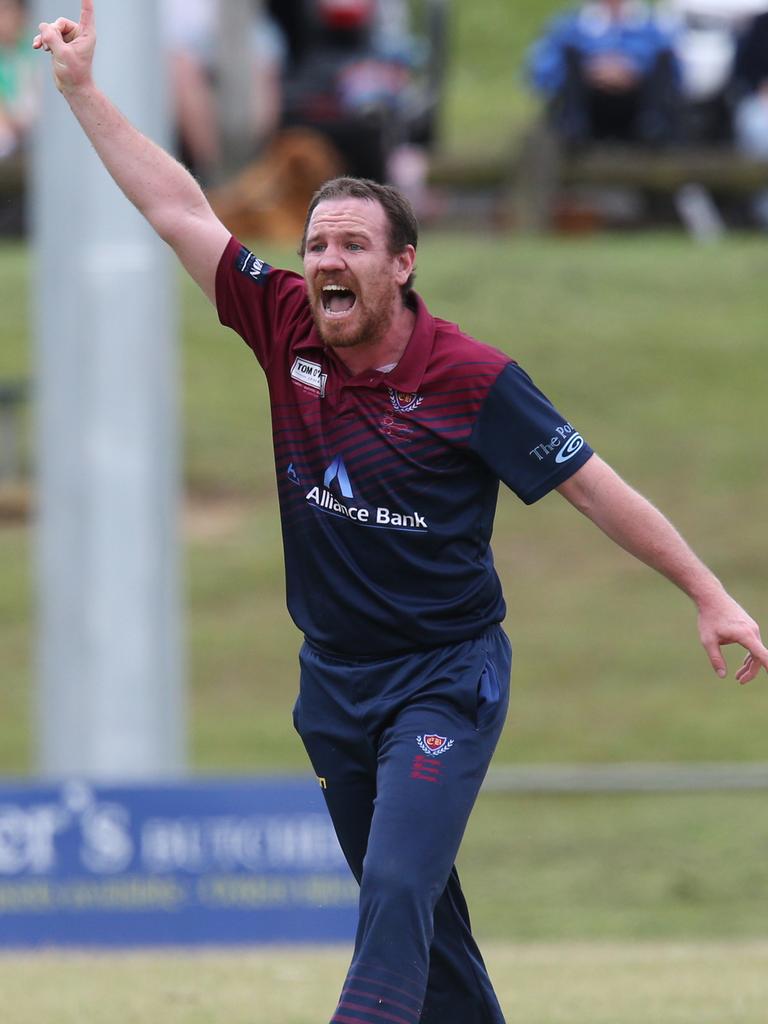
[321,284,357,317]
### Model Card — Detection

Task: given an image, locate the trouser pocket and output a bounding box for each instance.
[475,627,511,730]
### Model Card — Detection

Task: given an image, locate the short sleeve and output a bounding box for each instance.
[469,362,593,504]
[215,236,309,369]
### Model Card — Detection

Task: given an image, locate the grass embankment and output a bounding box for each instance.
[2,234,766,775]
[186,233,768,773]
[1,232,766,942]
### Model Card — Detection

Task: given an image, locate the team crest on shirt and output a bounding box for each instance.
[388,388,423,413]
[417,734,454,757]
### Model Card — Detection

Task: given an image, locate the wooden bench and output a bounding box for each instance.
[511,124,768,232]
[427,127,768,232]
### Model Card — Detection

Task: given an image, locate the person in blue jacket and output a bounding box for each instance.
[527,0,682,146]
[731,11,768,227]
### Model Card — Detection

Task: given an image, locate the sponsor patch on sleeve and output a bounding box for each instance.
[528,423,584,464]
[235,246,272,285]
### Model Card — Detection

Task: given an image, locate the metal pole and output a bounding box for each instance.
[32,0,185,778]
[215,0,259,181]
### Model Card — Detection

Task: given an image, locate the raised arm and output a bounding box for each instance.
[557,454,768,684]
[33,0,230,303]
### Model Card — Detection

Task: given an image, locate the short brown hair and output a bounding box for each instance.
[299,177,418,295]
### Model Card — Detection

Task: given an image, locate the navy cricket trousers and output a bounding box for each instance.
[293,625,511,1024]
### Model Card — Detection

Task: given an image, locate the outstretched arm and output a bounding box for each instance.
[33,0,230,302]
[557,455,768,684]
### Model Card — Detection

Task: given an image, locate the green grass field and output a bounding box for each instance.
[1,6,766,1016]
[2,941,768,1024]
[2,231,767,948]
[125,231,768,775]
[4,233,766,779]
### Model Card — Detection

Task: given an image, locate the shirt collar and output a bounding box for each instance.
[294,291,436,392]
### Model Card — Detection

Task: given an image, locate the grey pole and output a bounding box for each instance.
[215,0,259,181]
[32,1,185,778]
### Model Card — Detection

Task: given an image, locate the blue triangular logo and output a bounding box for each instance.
[323,456,354,498]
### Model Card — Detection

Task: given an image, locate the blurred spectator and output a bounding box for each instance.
[280,0,435,212]
[371,0,440,148]
[371,0,420,60]
[527,0,683,146]
[0,0,38,233]
[730,9,768,225]
[0,0,36,158]
[664,0,767,142]
[207,0,441,237]
[267,0,312,70]
[161,0,285,184]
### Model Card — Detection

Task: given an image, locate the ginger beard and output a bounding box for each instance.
[307,265,402,351]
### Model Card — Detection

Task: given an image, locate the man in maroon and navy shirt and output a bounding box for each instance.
[216,202,593,658]
[37,6,768,1023]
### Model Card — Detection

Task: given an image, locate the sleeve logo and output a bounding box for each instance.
[235,247,272,285]
[529,423,585,463]
[555,433,585,463]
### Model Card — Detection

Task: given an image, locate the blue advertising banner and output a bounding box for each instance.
[0,779,358,948]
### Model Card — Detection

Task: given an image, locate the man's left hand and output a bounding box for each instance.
[697,593,768,684]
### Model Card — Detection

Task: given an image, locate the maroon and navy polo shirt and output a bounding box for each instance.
[216,236,593,657]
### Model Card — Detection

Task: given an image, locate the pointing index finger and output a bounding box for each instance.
[80,0,95,32]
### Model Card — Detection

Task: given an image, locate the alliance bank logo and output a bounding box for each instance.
[323,455,353,497]
[304,456,429,532]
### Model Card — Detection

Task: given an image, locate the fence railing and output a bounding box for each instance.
[484,762,768,794]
